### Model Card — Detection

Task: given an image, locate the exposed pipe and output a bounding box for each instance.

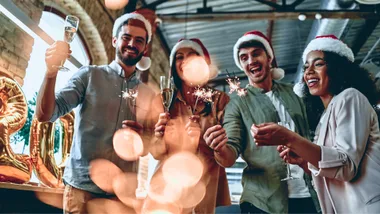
[293,0,356,82]
[360,36,380,65]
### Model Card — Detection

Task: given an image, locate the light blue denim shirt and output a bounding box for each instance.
[50,61,141,194]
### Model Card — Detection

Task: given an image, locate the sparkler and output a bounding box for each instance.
[121,89,138,100]
[225,70,247,97]
[192,87,218,114]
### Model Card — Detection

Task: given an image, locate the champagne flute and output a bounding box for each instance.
[160,76,174,112]
[277,121,298,181]
[54,15,79,72]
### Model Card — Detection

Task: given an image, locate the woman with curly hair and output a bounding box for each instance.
[251,35,380,213]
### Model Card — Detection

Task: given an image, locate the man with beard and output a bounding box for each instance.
[35,12,157,213]
[210,31,320,213]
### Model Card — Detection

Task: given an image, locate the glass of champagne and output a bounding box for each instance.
[277,121,298,181]
[160,76,174,112]
[54,15,79,72]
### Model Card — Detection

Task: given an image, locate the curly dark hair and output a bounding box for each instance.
[301,51,380,131]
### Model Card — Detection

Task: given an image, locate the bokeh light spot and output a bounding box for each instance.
[89,159,122,193]
[113,129,143,161]
[182,56,210,86]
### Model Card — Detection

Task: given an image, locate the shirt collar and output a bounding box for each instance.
[246,81,278,94]
[109,60,137,80]
[175,89,187,104]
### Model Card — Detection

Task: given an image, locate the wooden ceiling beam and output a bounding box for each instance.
[159,10,379,22]
[142,0,171,10]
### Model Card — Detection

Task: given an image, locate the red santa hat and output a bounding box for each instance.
[294,35,355,97]
[113,11,152,71]
[233,30,285,80]
[302,35,354,63]
[169,38,219,79]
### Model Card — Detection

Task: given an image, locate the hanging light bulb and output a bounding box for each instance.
[315,13,322,20]
[298,14,306,21]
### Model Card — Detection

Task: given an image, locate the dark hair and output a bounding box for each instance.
[115,20,148,44]
[238,40,269,56]
[303,51,380,131]
[171,56,182,90]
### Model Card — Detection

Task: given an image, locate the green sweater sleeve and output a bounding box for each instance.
[223,96,246,158]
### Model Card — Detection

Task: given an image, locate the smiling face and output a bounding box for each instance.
[303,51,331,98]
[238,46,272,85]
[112,24,147,66]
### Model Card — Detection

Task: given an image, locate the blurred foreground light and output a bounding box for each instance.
[104,0,129,10]
[113,128,143,161]
[113,172,138,208]
[148,173,182,204]
[35,192,63,209]
[182,56,210,86]
[162,152,204,188]
[89,159,122,193]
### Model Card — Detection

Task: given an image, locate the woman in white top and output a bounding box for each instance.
[251,35,380,213]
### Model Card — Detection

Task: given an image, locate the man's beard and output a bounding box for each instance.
[116,46,144,66]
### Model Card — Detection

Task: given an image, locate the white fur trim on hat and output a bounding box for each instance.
[169,40,205,67]
[302,37,354,63]
[136,56,151,71]
[233,34,274,71]
[113,13,152,43]
[169,40,219,79]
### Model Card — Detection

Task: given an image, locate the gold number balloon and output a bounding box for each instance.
[29,111,74,188]
[0,76,32,183]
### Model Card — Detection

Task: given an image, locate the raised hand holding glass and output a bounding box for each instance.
[53,15,79,72]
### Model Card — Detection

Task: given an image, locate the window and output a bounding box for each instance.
[10,10,90,167]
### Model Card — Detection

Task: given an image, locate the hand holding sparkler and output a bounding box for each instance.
[203,125,228,152]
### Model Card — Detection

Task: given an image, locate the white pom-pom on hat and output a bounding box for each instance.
[136,56,151,71]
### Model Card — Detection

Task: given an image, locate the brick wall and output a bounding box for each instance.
[149,34,170,88]
[0,0,44,85]
[0,0,168,87]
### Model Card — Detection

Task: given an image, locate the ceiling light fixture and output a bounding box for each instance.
[315,13,322,20]
[298,14,306,21]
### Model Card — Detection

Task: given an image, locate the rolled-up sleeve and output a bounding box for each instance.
[312,89,371,181]
[50,67,88,122]
[223,97,245,159]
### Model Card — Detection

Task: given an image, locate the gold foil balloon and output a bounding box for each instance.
[0,76,32,183]
[29,111,75,188]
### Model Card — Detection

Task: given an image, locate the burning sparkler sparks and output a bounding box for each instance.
[226,76,241,94]
[237,88,248,97]
[121,89,138,100]
[225,70,247,97]
[192,87,218,114]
